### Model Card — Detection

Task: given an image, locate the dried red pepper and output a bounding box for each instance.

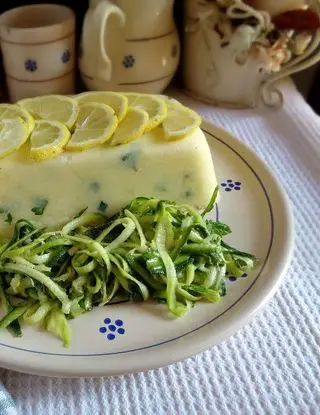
[273,10,320,31]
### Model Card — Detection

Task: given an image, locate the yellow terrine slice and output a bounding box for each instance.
[0,126,216,232]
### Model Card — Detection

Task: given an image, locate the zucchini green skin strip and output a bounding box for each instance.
[170,221,193,260]
[124,210,147,249]
[110,254,149,301]
[126,253,163,291]
[99,278,120,306]
[62,213,105,235]
[96,218,136,251]
[0,302,34,329]
[0,284,23,336]
[1,264,71,314]
[185,264,196,285]
[154,205,185,317]
[201,186,219,217]
[181,244,216,254]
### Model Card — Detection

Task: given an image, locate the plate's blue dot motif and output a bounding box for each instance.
[123,55,135,68]
[226,272,248,282]
[25,59,37,72]
[99,318,125,341]
[221,179,242,192]
[62,49,71,63]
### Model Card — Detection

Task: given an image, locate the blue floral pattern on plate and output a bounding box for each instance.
[227,272,248,282]
[99,318,125,341]
[221,179,242,192]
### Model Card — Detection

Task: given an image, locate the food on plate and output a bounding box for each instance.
[0,122,216,231]
[18,95,79,130]
[0,118,29,159]
[0,104,35,134]
[66,102,118,151]
[124,93,167,132]
[0,192,256,346]
[0,92,255,346]
[76,91,128,121]
[30,120,71,161]
[0,93,215,231]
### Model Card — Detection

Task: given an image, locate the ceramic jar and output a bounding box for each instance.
[0,4,75,101]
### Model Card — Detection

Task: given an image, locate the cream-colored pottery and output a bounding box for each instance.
[0,4,76,101]
[183,0,320,108]
[79,0,180,93]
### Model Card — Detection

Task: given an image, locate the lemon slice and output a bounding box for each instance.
[0,103,35,134]
[18,95,79,130]
[124,93,167,132]
[110,108,148,146]
[67,103,118,151]
[30,120,71,161]
[162,99,202,140]
[76,91,128,122]
[0,118,29,159]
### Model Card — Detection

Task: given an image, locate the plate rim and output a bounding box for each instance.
[0,121,294,377]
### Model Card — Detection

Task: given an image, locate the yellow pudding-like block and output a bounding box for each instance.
[0,126,216,232]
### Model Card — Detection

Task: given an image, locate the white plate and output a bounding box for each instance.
[0,121,294,377]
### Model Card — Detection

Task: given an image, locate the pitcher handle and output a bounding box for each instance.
[261,31,320,108]
[82,0,125,81]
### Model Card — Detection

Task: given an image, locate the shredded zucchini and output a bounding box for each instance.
[0,187,256,346]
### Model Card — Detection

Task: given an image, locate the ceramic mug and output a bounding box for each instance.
[79,0,180,93]
[183,0,320,108]
[0,4,76,102]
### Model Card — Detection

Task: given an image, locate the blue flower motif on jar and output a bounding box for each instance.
[24,59,37,72]
[122,55,135,68]
[171,44,178,58]
[62,50,71,64]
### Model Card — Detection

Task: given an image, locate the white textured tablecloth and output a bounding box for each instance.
[1,80,319,415]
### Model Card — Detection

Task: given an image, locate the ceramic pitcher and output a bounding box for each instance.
[79,0,180,93]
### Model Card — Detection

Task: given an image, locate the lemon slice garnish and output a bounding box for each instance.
[0,118,29,159]
[18,95,79,130]
[162,99,201,140]
[110,107,148,146]
[76,91,128,122]
[67,103,118,151]
[124,93,167,132]
[30,120,71,161]
[0,103,35,134]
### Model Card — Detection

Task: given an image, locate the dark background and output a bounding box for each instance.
[0,0,319,114]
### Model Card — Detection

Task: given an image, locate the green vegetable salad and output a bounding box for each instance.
[0,188,256,346]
